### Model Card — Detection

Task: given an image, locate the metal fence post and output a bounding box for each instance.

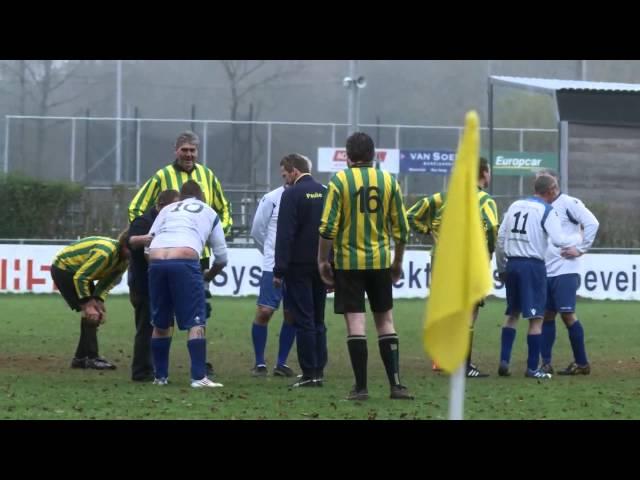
[266,122,272,189]
[202,122,208,167]
[70,118,76,181]
[4,117,10,175]
[136,119,141,188]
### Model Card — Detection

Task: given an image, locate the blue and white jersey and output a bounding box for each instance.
[545,193,599,277]
[496,197,581,273]
[251,186,285,272]
[148,197,228,265]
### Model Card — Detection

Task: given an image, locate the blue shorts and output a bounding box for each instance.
[504,257,546,319]
[546,274,579,313]
[257,271,287,310]
[149,259,206,331]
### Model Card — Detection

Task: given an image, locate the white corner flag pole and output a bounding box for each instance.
[448,363,466,420]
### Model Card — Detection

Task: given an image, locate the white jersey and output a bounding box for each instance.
[250,186,285,272]
[496,196,581,273]
[148,198,228,264]
[545,193,599,277]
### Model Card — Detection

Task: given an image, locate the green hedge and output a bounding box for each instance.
[0,174,83,238]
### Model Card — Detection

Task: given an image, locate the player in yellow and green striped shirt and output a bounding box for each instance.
[407,157,499,377]
[128,131,232,236]
[50,233,130,370]
[318,132,413,401]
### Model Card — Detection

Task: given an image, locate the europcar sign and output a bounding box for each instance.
[487,150,558,176]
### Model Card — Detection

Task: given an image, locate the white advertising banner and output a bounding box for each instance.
[1,245,639,301]
[317,147,400,173]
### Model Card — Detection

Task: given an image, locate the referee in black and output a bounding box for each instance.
[273,153,327,388]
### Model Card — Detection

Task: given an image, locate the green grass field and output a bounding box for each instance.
[1,294,639,420]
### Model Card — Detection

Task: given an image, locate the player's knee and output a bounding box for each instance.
[189,325,206,338]
[255,306,275,325]
[560,312,576,327]
[283,309,295,326]
[153,327,171,338]
[504,315,518,328]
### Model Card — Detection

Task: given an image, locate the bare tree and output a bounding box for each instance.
[218,60,303,185]
[0,60,87,174]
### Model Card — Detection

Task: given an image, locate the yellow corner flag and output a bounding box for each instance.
[423,110,492,373]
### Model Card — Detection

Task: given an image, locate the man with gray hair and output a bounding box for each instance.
[535,169,599,376]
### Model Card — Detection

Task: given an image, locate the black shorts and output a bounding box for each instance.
[334,269,393,314]
[51,265,94,312]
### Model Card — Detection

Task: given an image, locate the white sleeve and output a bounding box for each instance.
[208,216,228,265]
[495,215,508,273]
[250,196,272,254]
[544,209,580,248]
[570,199,600,253]
[148,204,169,238]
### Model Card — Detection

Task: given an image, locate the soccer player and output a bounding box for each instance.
[318,132,413,401]
[495,175,582,379]
[50,233,130,370]
[147,180,228,388]
[127,189,180,382]
[274,154,327,388]
[407,157,499,377]
[536,169,599,375]
[128,130,229,373]
[248,163,300,378]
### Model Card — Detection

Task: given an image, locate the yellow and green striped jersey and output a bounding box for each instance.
[407,189,499,255]
[128,162,232,236]
[52,236,128,302]
[319,165,409,270]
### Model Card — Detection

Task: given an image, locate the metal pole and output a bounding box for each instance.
[70,118,76,181]
[347,60,357,135]
[266,122,272,189]
[115,60,122,183]
[559,121,569,193]
[354,61,361,131]
[85,109,90,183]
[331,123,336,147]
[488,81,494,195]
[3,117,9,174]
[448,364,466,420]
[519,129,524,196]
[202,122,208,167]
[136,119,141,188]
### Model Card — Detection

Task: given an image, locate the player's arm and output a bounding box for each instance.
[318,178,342,287]
[545,208,581,248]
[407,196,434,235]
[127,216,153,250]
[573,199,600,253]
[273,189,297,280]
[389,178,409,283]
[250,195,272,254]
[73,251,112,302]
[495,213,509,275]
[318,176,342,241]
[204,215,228,282]
[128,175,160,222]
[94,261,128,301]
[209,171,233,237]
[389,178,410,247]
[482,197,500,256]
